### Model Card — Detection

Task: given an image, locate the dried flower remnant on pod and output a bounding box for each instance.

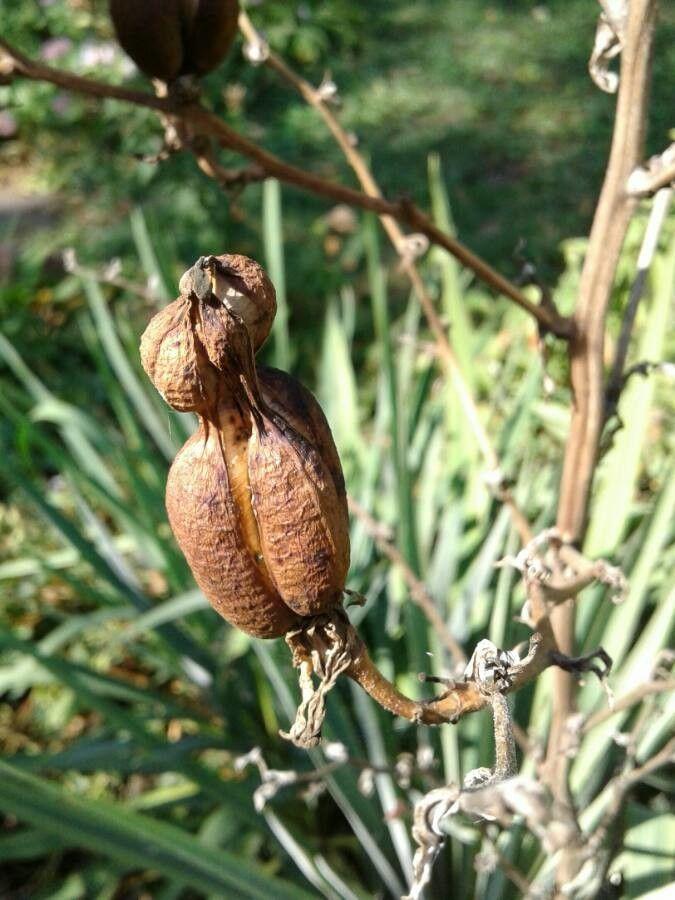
[109,0,240,82]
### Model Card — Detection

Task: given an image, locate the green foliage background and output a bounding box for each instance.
[0,2,674,898]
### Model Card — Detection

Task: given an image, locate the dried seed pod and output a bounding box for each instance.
[166,406,299,638]
[259,367,347,501]
[140,256,260,412]
[139,295,216,412]
[140,254,350,639]
[109,0,239,82]
[180,0,240,77]
[255,367,349,615]
[247,403,349,618]
[210,254,277,352]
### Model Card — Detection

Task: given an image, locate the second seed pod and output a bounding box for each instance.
[109,0,240,82]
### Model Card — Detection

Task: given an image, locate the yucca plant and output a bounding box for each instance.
[1,185,672,896]
[1,2,673,898]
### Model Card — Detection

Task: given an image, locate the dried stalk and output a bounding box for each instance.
[628,142,675,196]
[556,0,656,542]
[283,544,615,749]
[548,0,657,886]
[631,158,675,194]
[584,735,675,889]
[0,36,571,339]
[583,678,675,733]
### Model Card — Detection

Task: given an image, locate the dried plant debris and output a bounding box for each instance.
[140,254,350,641]
[405,646,522,899]
[497,526,628,607]
[282,609,362,748]
[589,1,627,93]
[407,773,582,899]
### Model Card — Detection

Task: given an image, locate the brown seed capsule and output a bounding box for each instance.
[109,0,239,82]
[248,403,349,618]
[210,254,277,353]
[138,295,215,412]
[166,406,299,638]
[140,255,350,638]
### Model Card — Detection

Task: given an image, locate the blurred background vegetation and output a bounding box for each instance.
[0,1,674,898]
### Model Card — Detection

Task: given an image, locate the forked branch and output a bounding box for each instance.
[0,35,571,338]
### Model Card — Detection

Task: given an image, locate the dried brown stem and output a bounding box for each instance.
[633,158,675,195]
[556,0,656,543]
[583,678,675,733]
[588,736,675,863]
[548,0,657,882]
[0,35,571,339]
[62,249,163,304]
[490,846,532,897]
[347,496,466,666]
[628,143,675,196]
[346,622,558,727]
[238,11,552,328]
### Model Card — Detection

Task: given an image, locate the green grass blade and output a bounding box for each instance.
[0,336,120,497]
[82,279,176,460]
[129,207,171,301]
[263,178,292,370]
[427,153,473,377]
[585,233,675,556]
[351,685,413,886]
[116,589,208,643]
[264,810,340,900]
[7,470,214,677]
[254,642,405,897]
[0,759,311,900]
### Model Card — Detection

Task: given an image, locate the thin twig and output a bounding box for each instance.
[348,496,466,666]
[346,601,564,726]
[627,143,675,196]
[61,248,162,304]
[0,36,571,339]
[583,679,675,733]
[630,158,675,195]
[237,11,560,338]
[238,11,534,546]
[588,736,675,857]
[491,844,533,896]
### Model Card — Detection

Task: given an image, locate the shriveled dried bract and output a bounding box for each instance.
[140,254,350,639]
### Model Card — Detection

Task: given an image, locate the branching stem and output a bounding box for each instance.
[0,35,571,339]
[549,0,657,820]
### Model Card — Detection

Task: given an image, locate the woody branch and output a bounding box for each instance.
[0,35,571,338]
